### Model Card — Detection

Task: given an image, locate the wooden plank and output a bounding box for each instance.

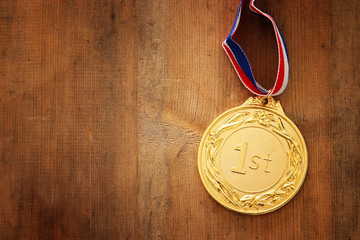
[330,1,360,239]
[0,0,358,239]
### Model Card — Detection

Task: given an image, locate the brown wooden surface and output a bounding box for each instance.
[0,0,359,239]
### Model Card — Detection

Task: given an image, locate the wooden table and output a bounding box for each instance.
[1,0,359,239]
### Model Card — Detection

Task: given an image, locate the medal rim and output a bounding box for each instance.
[198,102,308,215]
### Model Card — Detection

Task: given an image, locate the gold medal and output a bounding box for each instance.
[200,0,308,214]
[198,96,307,214]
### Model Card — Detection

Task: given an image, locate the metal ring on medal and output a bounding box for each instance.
[198,97,307,215]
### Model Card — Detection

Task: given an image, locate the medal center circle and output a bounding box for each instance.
[220,126,286,193]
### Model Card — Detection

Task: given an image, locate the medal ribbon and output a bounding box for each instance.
[223,0,289,96]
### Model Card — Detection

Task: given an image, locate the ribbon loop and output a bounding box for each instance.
[222,0,289,96]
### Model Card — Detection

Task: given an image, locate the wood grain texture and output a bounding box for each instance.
[0,0,359,239]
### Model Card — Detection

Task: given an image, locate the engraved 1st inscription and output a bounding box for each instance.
[231,141,273,175]
[219,126,286,193]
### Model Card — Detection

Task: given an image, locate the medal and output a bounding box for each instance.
[198,0,307,215]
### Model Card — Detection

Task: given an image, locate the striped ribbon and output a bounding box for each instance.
[222,0,289,96]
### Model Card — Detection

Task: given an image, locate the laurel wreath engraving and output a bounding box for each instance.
[204,110,303,210]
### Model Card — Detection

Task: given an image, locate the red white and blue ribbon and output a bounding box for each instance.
[223,0,289,96]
